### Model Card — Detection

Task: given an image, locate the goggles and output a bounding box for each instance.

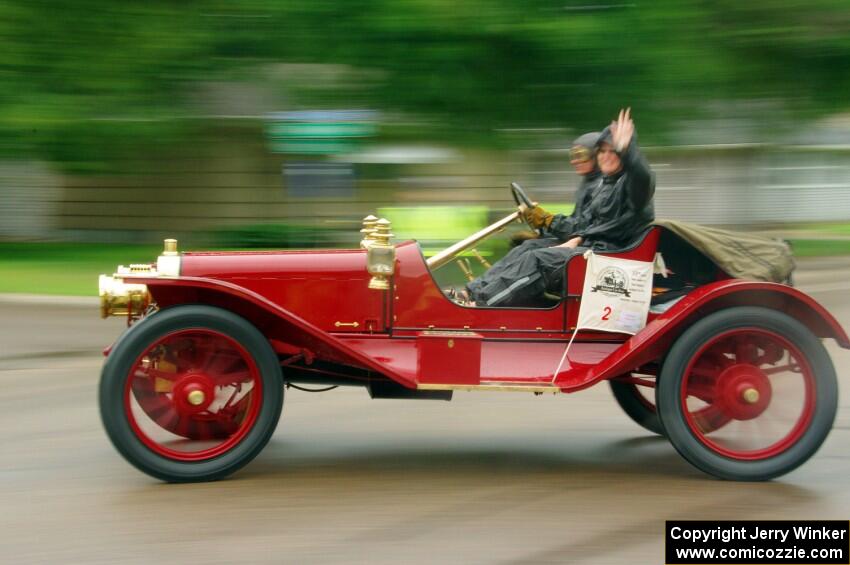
[569,146,593,161]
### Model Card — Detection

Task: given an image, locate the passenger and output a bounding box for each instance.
[462,108,655,307]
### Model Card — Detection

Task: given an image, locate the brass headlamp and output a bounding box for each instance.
[98,238,180,320]
[98,273,150,319]
[366,218,395,290]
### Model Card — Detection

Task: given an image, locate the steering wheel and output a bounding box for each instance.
[510,182,534,210]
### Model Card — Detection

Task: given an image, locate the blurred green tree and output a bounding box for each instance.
[1,0,848,169]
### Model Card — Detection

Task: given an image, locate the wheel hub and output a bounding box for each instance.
[187,389,206,406]
[172,374,215,415]
[716,363,772,420]
[741,387,760,404]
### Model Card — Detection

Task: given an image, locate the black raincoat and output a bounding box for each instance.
[547,137,654,250]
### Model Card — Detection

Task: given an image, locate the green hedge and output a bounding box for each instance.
[212,223,340,249]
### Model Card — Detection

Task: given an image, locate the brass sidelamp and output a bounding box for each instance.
[366,218,395,290]
[359,215,379,249]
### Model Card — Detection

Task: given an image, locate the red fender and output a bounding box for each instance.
[555,279,849,391]
[123,276,417,389]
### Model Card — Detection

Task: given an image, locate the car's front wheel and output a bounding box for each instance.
[99,305,284,482]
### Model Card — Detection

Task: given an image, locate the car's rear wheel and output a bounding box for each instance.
[610,372,731,437]
[609,379,665,436]
[100,305,284,482]
[656,307,837,481]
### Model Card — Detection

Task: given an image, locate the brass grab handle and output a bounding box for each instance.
[456,257,474,282]
[471,249,491,269]
[334,321,360,328]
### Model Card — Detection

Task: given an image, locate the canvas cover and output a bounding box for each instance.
[653,219,795,283]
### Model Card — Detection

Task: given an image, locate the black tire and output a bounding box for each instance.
[656,307,837,481]
[609,380,665,436]
[99,305,284,482]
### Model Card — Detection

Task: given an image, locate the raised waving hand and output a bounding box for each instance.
[610,107,634,153]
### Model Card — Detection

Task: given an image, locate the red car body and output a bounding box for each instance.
[123,229,848,392]
[98,224,848,482]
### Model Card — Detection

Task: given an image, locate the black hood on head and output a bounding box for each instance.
[573,131,601,179]
[572,131,600,150]
[596,126,613,147]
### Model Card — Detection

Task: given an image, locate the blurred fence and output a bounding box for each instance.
[2,144,850,244]
[531,146,850,226]
[652,147,850,225]
[0,162,60,239]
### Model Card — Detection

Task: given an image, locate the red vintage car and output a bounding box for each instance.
[98,184,847,483]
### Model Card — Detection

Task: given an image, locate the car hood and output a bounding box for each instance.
[179,248,369,280]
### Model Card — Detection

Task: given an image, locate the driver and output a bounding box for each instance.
[461,108,655,307]
[463,131,600,303]
[510,130,602,248]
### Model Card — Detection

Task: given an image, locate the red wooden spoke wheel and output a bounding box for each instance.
[609,378,665,436]
[657,307,837,481]
[609,372,727,438]
[126,329,261,461]
[100,305,283,482]
[680,329,812,460]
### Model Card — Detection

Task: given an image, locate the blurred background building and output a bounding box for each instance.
[1,1,850,248]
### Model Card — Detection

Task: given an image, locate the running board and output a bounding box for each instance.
[417,382,560,394]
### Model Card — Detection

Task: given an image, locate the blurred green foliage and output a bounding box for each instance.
[788,239,850,257]
[0,243,161,295]
[2,1,850,169]
[378,206,489,251]
[212,223,336,248]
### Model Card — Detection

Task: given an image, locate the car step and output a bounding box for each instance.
[417,382,560,394]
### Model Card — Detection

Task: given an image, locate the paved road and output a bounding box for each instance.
[1,262,849,564]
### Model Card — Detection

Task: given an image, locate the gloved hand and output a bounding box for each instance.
[521,204,554,230]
